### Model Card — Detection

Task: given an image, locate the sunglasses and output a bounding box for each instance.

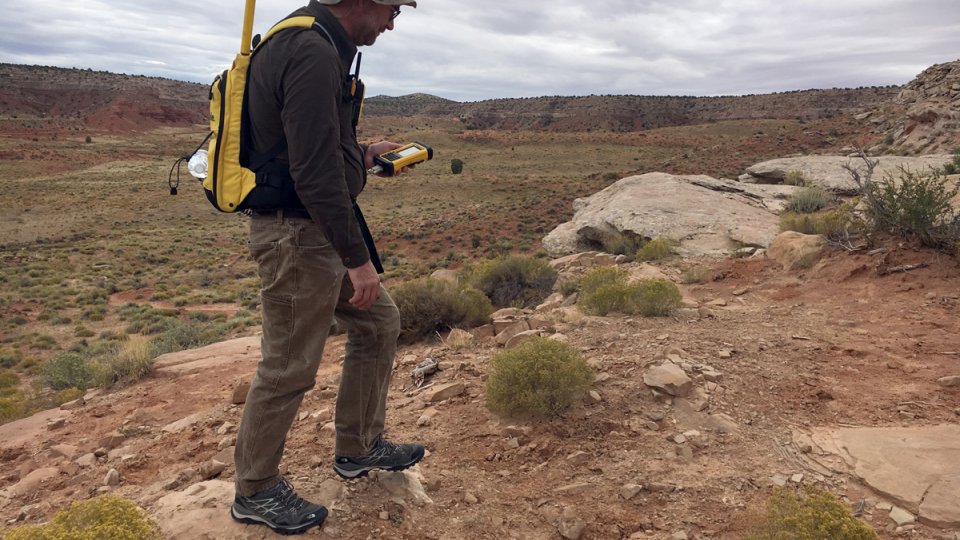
[390,6,401,20]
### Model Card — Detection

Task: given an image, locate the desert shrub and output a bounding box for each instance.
[451,158,464,174]
[558,279,579,297]
[43,352,92,391]
[466,255,558,308]
[784,187,834,214]
[743,486,878,540]
[600,230,645,258]
[784,169,808,186]
[0,390,29,424]
[779,201,859,240]
[391,278,493,344]
[91,340,152,388]
[679,265,711,284]
[943,149,960,175]
[84,135,92,144]
[579,268,681,317]
[864,167,959,249]
[3,494,163,540]
[579,266,631,315]
[147,319,211,358]
[635,237,677,262]
[0,349,21,369]
[485,337,593,419]
[631,279,683,316]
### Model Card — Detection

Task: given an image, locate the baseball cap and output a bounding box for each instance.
[316,0,418,6]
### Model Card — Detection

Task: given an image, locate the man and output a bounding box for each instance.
[229,0,423,535]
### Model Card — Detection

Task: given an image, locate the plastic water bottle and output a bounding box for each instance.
[188,149,208,179]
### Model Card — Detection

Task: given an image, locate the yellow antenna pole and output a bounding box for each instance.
[240,0,256,55]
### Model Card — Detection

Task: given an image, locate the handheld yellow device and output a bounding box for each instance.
[369,142,433,176]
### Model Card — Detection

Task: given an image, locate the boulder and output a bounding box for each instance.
[767,231,827,270]
[742,155,952,195]
[543,173,784,258]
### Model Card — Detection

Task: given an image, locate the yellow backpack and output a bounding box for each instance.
[169,0,363,212]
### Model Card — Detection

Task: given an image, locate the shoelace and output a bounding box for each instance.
[274,478,306,513]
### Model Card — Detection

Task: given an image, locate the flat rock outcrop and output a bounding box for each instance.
[542,173,788,257]
[741,155,952,195]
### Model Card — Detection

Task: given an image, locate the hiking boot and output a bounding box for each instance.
[333,436,425,479]
[230,477,327,535]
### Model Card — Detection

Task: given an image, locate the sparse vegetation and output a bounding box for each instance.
[466,255,557,308]
[485,337,593,419]
[2,494,163,540]
[391,278,492,343]
[635,237,677,261]
[779,200,859,240]
[784,169,808,186]
[783,187,834,214]
[743,486,878,540]
[578,266,683,316]
[943,148,960,175]
[599,230,645,259]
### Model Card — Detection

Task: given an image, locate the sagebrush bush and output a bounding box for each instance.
[743,486,878,540]
[485,337,593,419]
[579,267,682,317]
[631,279,684,316]
[635,237,676,261]
[779,201,859,240]
[43,352,92,391]
[147,319,211,358]
[466,255,557,308]
[600,230,645,258]
[784,169,807,186]
[391,278,492,344]
[784,187,834,214]
[3,494,163,540]
[92,340,152,388]
[865,167,959,249]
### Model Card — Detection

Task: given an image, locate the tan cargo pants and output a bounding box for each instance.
[234,211,400,497]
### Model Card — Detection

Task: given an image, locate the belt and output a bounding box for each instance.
[251,208,312,220]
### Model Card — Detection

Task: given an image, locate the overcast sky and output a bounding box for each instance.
[0,0,957,102]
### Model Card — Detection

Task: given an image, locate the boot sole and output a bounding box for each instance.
[230,506,327,535]
[333,447,425,479]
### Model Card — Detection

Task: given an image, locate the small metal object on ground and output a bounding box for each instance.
[412,358,439,387]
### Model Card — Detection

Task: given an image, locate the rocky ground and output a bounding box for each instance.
[1,243,959,540]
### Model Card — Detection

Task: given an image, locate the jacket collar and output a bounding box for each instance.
[305,0,359,71]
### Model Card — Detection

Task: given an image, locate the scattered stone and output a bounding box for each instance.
[587,390,602,403]
[104,468,120,486]
[676,445,694,462]
[646,411,666,422]
[59,397,85,411]
[889,506,916,526]
[673,434,687,444]
[790,473,804,484]
[76,453,96,468]
[621,484,643,500]
[98,431,126,450]
[771,474,789,487]
[707,298,727,307]
[717,349,733,359]
[702,369,723,382]
[472,324,496,339]
[417,408,438,427]
[46,417,66,430]
[49,444,80,460]
[502,425,531,438]
[937,376,960,388]
[231,378,251,404]
[199,460,226,480]
[732,287,750,296]
[643,363,693,397]
[464,492,479,504]
[505,329,542,349]
[672,532,689,540]
[426,382,466,403]
[876,502,893,511]
[566,451,590,466]
[553,483,593,495]
[379,510,390,520]
[559,517,586,540]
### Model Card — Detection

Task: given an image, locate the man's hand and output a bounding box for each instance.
[364,140,416,176]
[346,260,380,309]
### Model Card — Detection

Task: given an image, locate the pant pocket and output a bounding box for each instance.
[249,241,281,286]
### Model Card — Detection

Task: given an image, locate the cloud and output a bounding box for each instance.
[0,0,956,101]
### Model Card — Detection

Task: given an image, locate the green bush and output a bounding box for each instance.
[779,201,859,240]
[631,279,684,316]
[148,319,211,358]
[600,231,645,258]
[743,486,878,540]
[784,187,834,214]
[92,340,152,388]
[943,149,960,175]
[579,267,682,317]
[391,278,493,344]
[43,352,93,391]
[451,158,464,174]
[466,255,558,308]
[635,237,676,261]
[784,169,808,186]
[3,494,163,540]
[864,167,959,249]
[485,337,593,419]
